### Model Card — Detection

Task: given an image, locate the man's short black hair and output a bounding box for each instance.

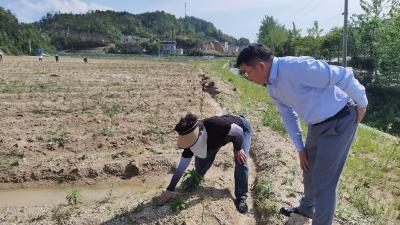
[236,43,274,67]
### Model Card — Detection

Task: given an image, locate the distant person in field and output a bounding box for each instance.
[236,43,368,225]
[161,112,252,213]
[0,53,3,62]
[83,57,88,63]
[38,55,43,62]
[55,54,59,62]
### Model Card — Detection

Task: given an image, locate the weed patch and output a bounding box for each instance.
[181,169,203,193]
[66,188,82,205]
[169,199,188,212]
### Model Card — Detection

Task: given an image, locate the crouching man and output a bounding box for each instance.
[161,112,252,213]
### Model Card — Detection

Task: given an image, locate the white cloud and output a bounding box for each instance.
[47,0,112,14]
[6,0,112,23]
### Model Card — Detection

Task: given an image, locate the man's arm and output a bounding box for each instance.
[271,94,304,152]
[161,156,192,201]
[228,123,246,164]
[271,96,309,170]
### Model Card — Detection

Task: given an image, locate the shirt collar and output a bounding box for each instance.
[266,57,279,85]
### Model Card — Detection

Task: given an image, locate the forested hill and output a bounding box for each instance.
[0,8,242,54]
[0,7,53,55]
[35,10,238,51]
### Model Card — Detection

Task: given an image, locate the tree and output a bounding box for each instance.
[282,22,302,56]
[307,21,323,38]
[320,27,342,63]
[258,15,288,56]
[349,0,384,85]
[237,37,250,46]
[377,0,400,85]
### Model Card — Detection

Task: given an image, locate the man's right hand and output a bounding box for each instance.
[299,150,309,171]
[160,190,177,202]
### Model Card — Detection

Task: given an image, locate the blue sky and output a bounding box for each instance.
[0,0,364,42]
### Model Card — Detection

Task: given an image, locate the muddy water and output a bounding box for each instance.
[0,175,169,208]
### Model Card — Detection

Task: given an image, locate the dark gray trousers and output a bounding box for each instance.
[297,105,358,225]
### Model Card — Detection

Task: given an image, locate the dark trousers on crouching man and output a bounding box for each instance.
[297,104,358,225]
[195,115,252,200]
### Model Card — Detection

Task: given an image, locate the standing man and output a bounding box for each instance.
[236,44,368,225]
[161,112,252,213]
[0,53,3,62]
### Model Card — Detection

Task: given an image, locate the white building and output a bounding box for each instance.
[121,35,141,44]
[160,40,183,55]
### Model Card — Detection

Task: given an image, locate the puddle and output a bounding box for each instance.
[0,175,168,208]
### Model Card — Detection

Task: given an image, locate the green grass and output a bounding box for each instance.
[151,196,164,207]
[52,205,78,225]
[142,127,166,144]
[101,126,116,137]
[111,151,130,159]
[0,153,23,167]
[197,59,400,224]
[254,178,278,220]
[0,158,20,166]
[103,106,120,118]
[133,201,145,213]
[48,134,68,146]
[223,159,234,169]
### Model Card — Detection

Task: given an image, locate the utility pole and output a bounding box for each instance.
[342,0,348,67]
[185,2,187,18]
[28,39,32,54]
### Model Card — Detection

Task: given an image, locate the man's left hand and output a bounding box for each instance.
[356,106,367,123]
[234,149,247,165]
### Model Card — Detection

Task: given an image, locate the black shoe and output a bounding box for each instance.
[235,198,248,214]
[279,207,311,218]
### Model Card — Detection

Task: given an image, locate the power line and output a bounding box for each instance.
[342,0,348,67]
[293,0,316,17]
[296,0,328,21]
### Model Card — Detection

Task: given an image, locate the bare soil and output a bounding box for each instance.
[0,56,256,225]
[0,56,343,225]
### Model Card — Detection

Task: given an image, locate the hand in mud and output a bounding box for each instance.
[234,149,247,165]
[160,190,177,202]
[299,150,309,171]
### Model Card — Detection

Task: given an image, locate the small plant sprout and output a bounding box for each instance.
[169,199,188,212]
[223,159,234,169]
[133,201,145,213]
[66,188,82,205]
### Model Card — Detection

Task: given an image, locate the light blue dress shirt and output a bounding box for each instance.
[267,56,368,151]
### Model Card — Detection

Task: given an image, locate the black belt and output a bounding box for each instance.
[313,101,355,126]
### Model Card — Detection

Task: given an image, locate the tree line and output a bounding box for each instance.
[0,8,53,55]
[0,8,250,55]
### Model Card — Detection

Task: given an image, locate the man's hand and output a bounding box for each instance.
[299,150,309,171]
[160,190,177,202]
[356,106,367,123]
[234,149,247,165]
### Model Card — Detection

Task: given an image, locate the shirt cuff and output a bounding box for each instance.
[357,95,368,108]
[294,138,305,152]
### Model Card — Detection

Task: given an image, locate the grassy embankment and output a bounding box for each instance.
[195,59,399,225]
